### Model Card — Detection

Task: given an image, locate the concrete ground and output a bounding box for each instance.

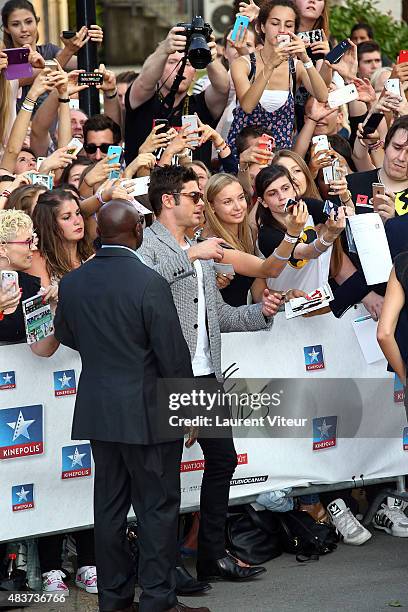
[16,528,408,612]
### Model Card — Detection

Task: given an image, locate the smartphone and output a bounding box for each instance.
[323,165,333,184]
[66,137,83,156]
[77,72,103,86]
[107,145,123,180]
[36,157,46,171]
[44,59,58,70]
[32,174,53,189]
[297,29,323,44]
[214,262,235,275]
[258,134,274,152]
[1,270,19,315]
[4,47,33,80]
[230,15,250,42]
[62,30,76,39]
[121,177,150,197]
[325,39,351,64]
[312,135,329,153]
[277,33,291,47]
[327,83,358,108]
[385,78,401,96]
[284,198,297,213]
[69,99,79,110]
[182,114,199,147]
[398,50,408,64]
[153,119,169,135]
[361,112,384,137]
[372,183,385,198]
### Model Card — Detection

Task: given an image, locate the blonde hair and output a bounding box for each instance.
[0,209,33,243]
[204,173,254,254]
[370,67,392,92]
[0,41,11,149]
[272,149,321,199]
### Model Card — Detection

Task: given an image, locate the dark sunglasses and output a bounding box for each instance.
[171,191,203,204]
[83,143,111,154]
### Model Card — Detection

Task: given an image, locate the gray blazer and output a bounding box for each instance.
[138,221,272,381]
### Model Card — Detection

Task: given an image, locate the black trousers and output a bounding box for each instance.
[90,439,183,612]
[38,529,95,573]
[194,374,238,564]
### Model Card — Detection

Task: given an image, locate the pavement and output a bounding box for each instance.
[14,527,408,612]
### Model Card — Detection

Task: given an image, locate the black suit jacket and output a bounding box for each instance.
[54,247,193,444]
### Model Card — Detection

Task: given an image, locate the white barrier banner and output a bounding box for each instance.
[1,306,407,542]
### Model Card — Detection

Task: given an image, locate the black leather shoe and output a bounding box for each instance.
[175,565,211,595]
[197,555,266,582]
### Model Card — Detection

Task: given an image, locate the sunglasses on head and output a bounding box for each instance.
[83,143,112,154]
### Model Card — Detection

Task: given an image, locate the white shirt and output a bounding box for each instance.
[182,245,213,376]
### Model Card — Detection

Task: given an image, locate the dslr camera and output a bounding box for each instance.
[177,16,213,69]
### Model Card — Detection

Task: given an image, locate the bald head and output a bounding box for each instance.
[97,199,143,249]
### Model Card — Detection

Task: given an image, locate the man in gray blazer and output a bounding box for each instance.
[138,166,281,584]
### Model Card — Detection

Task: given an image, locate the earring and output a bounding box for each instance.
[0,253,11,266]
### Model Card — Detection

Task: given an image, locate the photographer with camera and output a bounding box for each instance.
[124,19,229,169]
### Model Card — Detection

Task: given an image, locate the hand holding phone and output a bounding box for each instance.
[325,39,352,64]
[327,83,358,108]
[4,47,32,80]
[1,270,20,315]
[230,15,250,42]
[107,145,123,180]
[78,72,103,86]
[181,115,199,148]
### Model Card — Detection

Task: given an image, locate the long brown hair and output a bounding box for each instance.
[272,149,321,199]
[0,42,10,151]
[204,173,254,254]
[32,189,93,280]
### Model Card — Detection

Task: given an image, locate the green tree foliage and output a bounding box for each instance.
[329,0,408,63]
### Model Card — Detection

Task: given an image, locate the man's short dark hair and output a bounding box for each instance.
[357,41,381,61]
[236,126,274,155]
[83,114,121,145]
[351,22,374,39]
[148,165,198,217]
[116,70,138,84]
[384,116,408,150]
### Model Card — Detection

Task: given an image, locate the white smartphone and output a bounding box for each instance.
[214,263,235,275]
[1,270,19,315]
[182,114,199,147]
[385,78,401,96]
[327,83,358,109]
[121,177,150,197]
[69,99,80,110]
[277,33,290,47]
[36,157,46,171]
[66,137,83,156]
[312,135,329,152]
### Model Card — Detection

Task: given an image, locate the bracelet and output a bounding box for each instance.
[58,97,70,103]
[96,191,107,206]
[313,239,325,254]
[177,150,190,159]
[24,96,36,104]
[272,249,290,261]
[1,189,11,199]
[319,235,333,247]
[283,233,299,244]
[216,142,229,154]
[303,60,313,70]
[340,190,352,204]
[238,163,250,172]
[105,89,118,99]
[21,103,34,113]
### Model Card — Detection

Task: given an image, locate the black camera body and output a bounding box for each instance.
[177,16,213,69]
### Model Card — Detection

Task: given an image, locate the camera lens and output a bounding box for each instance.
[188,34,212,69]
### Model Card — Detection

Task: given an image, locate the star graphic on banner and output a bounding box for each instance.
[7,411,35,442]
[2,373,12,384]
[16,486,30,502]
[318,419,332,439]
[308,347,320,363]
[58,372,72,388]
[68,447,86,467]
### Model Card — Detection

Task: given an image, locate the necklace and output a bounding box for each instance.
[259,49,272,84]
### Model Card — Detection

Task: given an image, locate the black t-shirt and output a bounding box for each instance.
[124,89,218,169]
[0,272,40,343]
[258,198,327,264]
[221,272,254,307]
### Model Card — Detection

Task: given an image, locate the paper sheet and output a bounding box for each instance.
[352,314,384,364]
[348,213,392,285]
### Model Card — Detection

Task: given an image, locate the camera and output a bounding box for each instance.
[177,16,213,69]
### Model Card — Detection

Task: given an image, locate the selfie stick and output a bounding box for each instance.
[76,0,100,117]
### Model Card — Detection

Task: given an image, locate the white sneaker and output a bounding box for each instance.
[42,569,70,595]
[327,498,372,545]
[75,565,98,594]
[373,497,408,537]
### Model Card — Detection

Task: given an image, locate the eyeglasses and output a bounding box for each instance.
[83,143,112,155]
[7,233,37,249]
[171,191,203,204]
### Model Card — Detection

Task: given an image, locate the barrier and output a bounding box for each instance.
[1,304,407,543]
